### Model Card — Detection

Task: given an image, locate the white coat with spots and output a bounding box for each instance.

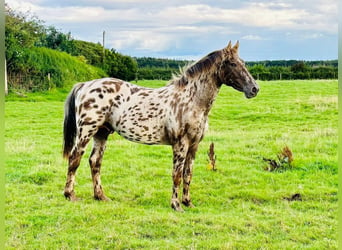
[63,41,259,211]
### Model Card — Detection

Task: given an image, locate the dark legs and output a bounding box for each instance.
[89,131,110,201]
[64,139,89,201]
[64,126,110,201]
[65,124,198,210]
[182,144,198,208]
[171,140,188,212]
[171,141,198,212]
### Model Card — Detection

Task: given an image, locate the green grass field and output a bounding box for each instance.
[5,80,337,249]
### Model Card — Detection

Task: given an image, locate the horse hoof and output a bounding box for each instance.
[182,200,195,208]
[171,201,184,212]
[172,206,184,213]
[95,195,111,201]
[65,193,79,202]
[65,195,80,202]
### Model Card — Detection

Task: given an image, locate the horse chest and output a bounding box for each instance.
[164,105,208,145]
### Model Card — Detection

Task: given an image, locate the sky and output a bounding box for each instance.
[7,0,338,61]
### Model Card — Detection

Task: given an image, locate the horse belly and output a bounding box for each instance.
[108,86,170,145]
[113,112,167,145]
[116,122,166,145]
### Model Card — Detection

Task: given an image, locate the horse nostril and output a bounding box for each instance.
[252,87,258,94]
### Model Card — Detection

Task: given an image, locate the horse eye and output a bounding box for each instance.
[231,63,237,67]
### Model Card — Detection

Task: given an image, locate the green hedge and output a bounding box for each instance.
[8,47,107,92]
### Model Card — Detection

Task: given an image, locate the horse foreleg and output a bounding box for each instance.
[171,140,189,212]
[182,144,198,208]
[89,130,111,201]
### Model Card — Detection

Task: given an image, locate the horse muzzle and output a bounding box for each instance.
[244,83,259,99]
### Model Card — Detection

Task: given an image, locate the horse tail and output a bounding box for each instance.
[63,84,81,159]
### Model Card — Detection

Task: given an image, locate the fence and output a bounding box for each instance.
[7,72,56,92]
[251,71,338,81]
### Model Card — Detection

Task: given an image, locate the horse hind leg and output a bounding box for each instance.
[64,119,104,201]
[64,137,91,201]
[89,126,112,201]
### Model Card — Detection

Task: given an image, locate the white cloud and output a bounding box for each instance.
[6,0,338,59]
[108,25,236,54]
[302,33,324,39]
[242,35,264,41]
[109,30,172,52]
[9,0,338,32]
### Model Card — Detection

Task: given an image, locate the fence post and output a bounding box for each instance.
[5,59,7,95]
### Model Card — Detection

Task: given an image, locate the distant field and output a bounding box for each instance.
[5,80,337,249]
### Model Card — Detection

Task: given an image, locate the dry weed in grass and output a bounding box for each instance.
[207,142,217,171]
[263,146,294,172]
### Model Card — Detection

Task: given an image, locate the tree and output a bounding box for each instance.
[104,50,137,81]
[290,61,308,73]
[71,40,103,67]
[248,64,269,80]
[290,62,310,79]
[5,4,45,71]
[39,26,74,53]
[312,66,336,79]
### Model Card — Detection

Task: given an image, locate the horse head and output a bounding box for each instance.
[218,41,259,98]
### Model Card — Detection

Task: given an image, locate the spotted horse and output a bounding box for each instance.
[63,41,259,212]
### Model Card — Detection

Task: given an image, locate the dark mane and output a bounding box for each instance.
[169,50,222,87]
[185,50,222,78]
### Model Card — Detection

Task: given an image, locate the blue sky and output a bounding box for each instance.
[8,0,338,61]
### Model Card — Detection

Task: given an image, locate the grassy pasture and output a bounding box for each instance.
[5,80,337,249]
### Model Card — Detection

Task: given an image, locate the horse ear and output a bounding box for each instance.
[226,41,232,50]
[232,41,239,53]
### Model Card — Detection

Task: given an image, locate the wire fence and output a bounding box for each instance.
[7,72,56,92]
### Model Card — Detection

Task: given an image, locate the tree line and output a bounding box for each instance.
[135,57,338,81]
[5,4,337,92]
[247,61,337,80]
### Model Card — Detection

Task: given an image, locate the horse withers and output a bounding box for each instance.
[63,41,259,212]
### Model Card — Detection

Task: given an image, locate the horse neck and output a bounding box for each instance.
[188,72,221,113]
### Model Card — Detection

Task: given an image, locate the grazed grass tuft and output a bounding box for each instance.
[5,80,337,249]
